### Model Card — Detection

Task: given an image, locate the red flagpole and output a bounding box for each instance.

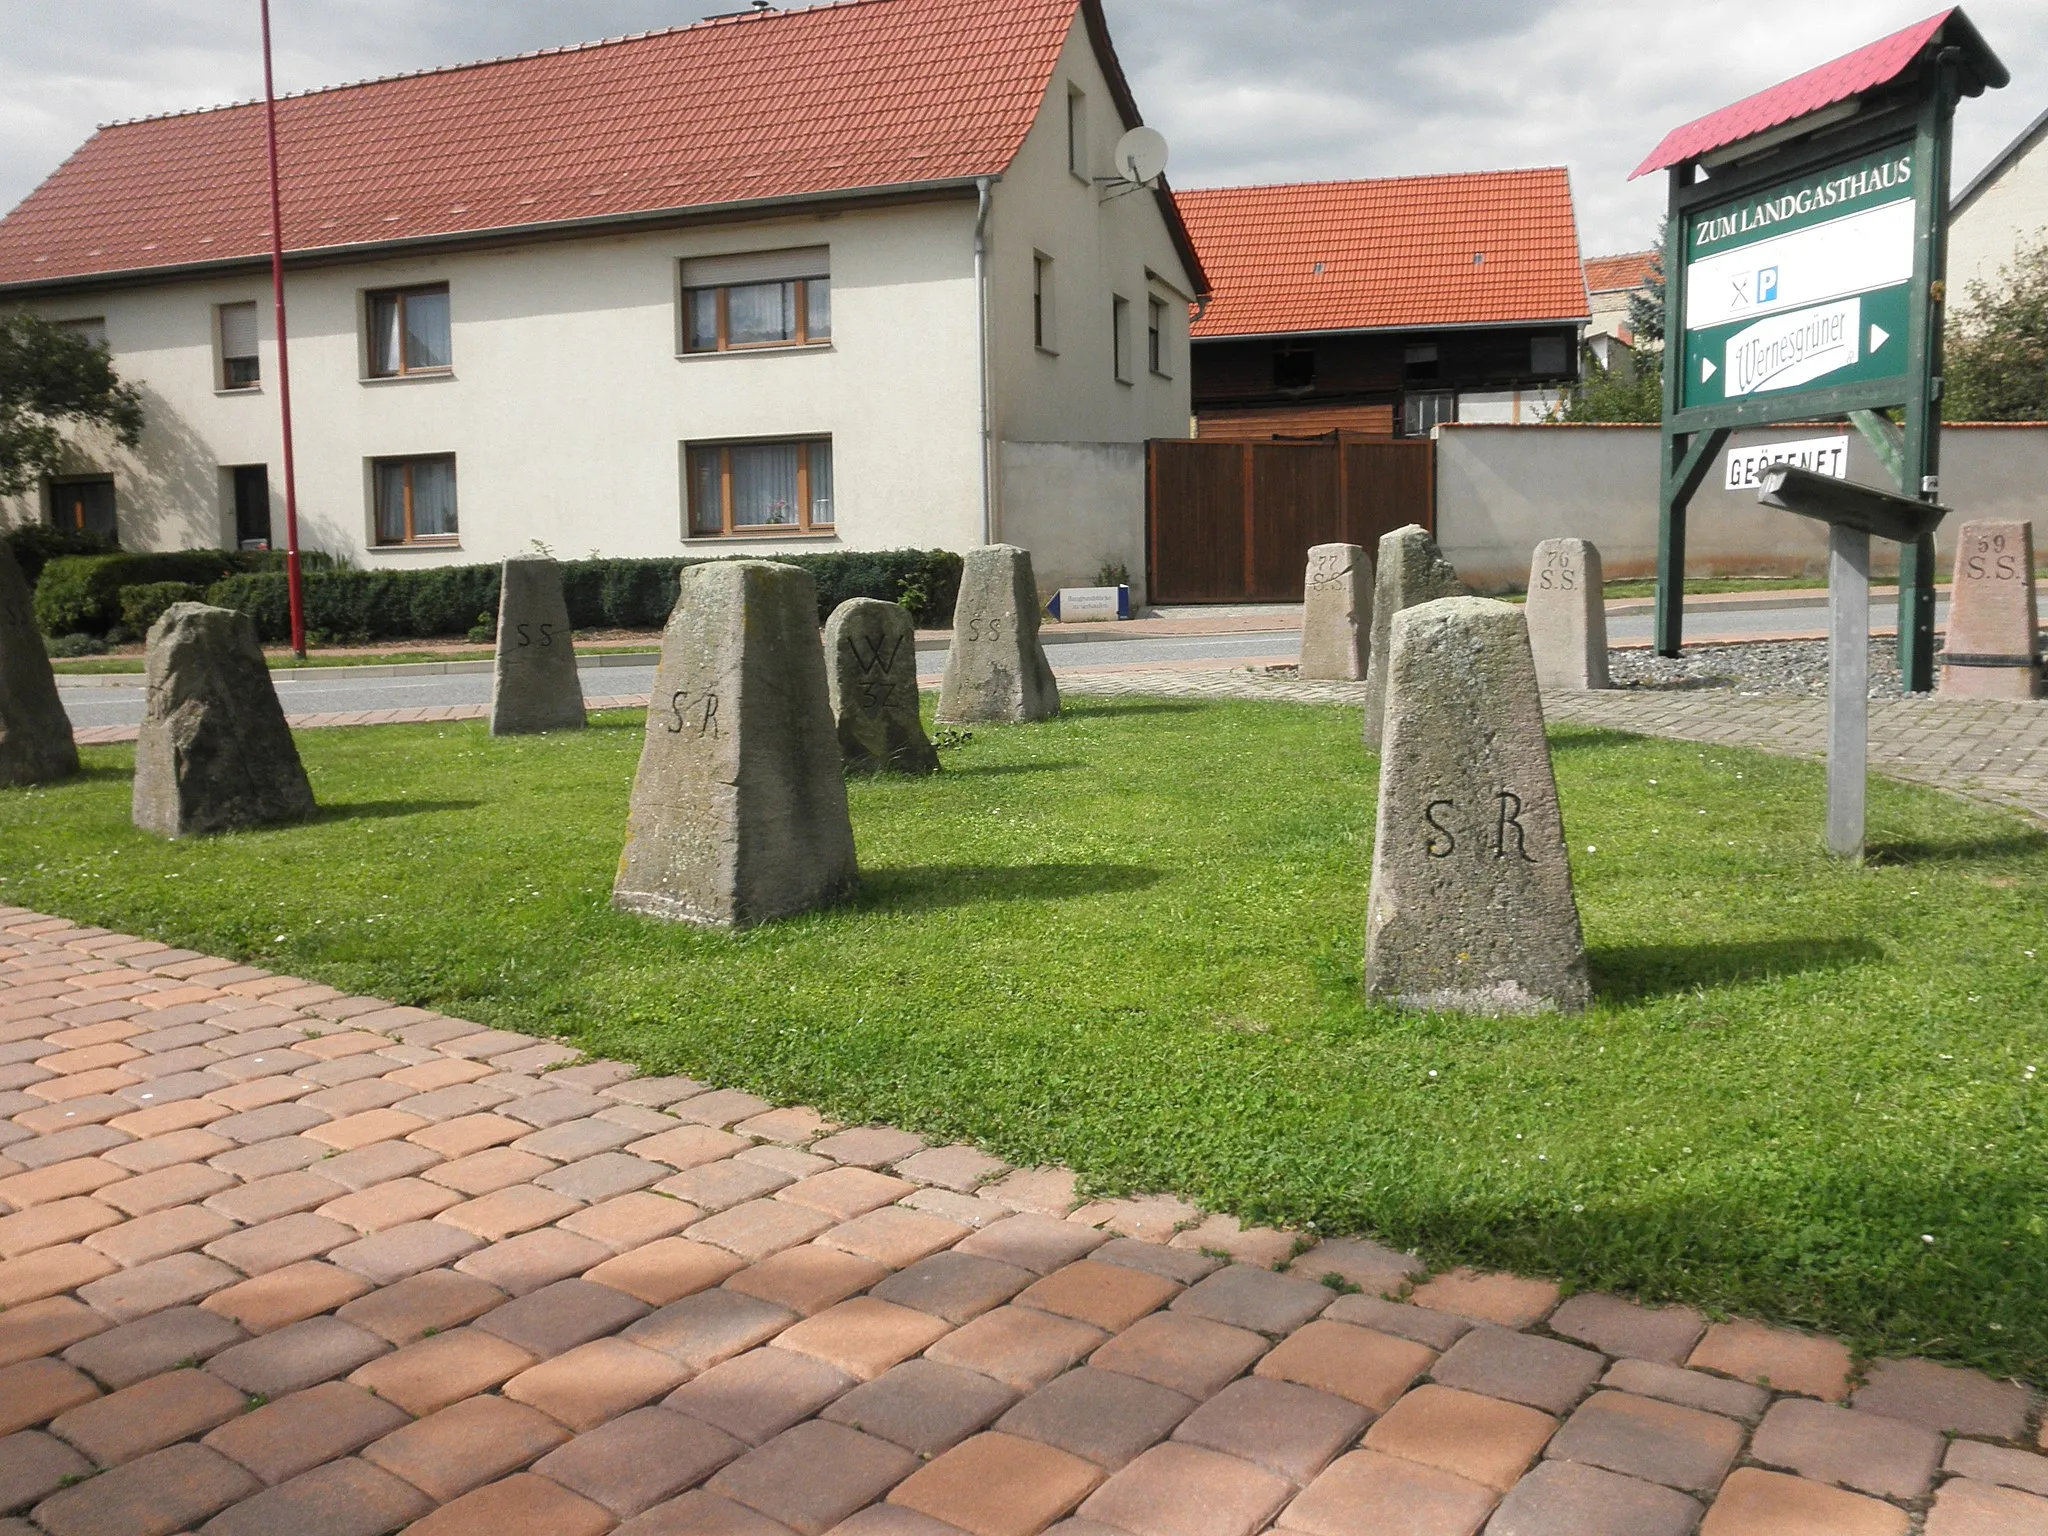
[260,0,307,659]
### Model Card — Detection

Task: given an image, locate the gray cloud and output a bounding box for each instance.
[3,0,2043,258]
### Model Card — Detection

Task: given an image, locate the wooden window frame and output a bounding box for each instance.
[686,438,834,538]
[1033,254,1056,353]
[366,284,452,378]
[1112,295,1133,384]
[371,454,459,547]
[1147,296,1169,377]
[1067,85,1088,181]
[681,277,830,354]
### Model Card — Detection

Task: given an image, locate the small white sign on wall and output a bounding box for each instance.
[1725,434,1851,491]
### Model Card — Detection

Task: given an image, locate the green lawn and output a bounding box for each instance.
[4,701,2044,1381]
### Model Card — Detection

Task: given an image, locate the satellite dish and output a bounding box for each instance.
[1111,126,1170,187]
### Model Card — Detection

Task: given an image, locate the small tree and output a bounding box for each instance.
[1944,233,2048,422]
[1627,218,1668,345]
[0,312,144,499]
[1555,344,1663,423]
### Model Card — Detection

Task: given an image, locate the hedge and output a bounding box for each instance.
[206,550,963,643]
[33,549,337,637]
[118,582,207,635]
[3,525,115,590]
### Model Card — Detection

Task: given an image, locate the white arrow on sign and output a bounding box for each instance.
[1870,323,1890,352]
[1702,357,1719,382]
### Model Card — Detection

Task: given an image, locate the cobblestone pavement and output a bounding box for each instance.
[2,912,2045,1536]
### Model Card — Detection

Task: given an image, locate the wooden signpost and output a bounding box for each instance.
[1634,10,2007,697]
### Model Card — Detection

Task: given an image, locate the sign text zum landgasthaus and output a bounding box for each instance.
[1692,155,1913,254]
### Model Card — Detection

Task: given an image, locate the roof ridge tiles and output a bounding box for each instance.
[92,0,891,133]
[1178,167,1569,198]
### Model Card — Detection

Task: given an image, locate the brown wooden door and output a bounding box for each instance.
[1147,442,1249,603]
[1249,444,1341,599]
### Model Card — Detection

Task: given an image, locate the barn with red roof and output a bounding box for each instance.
[0,0,1205,599]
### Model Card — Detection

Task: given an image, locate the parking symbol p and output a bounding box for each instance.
[1758,267,1780,303]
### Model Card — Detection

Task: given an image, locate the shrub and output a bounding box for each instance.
[31,547,339,636]
[118,582,206,635]
[208,550,964,642]
[43,632,107,658]
[4,523,117,589]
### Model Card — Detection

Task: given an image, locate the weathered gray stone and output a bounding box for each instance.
[1525,538,1611,693]
[132,603,315,838]
[614,560,858,929]
[1365,596,1589,1016]
[490,557,586,735]
[1941,519,2043,699]
[0,540,79,787]
[1299,543,1371,681]
[937,545,1060,724]
[825,598,938,775]
[1362,524,1467,747]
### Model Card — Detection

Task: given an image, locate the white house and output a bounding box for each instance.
[1949,104,2048,305]
[0,0,1206,601]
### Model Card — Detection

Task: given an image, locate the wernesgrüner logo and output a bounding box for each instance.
[1725,299,1860,397]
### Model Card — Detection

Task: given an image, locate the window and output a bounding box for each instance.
[687,439,834,537]
[1530,335,1571,376]
[1147,296,1168,376]
[1403,343,1440,382]
[1033,254,1056,351]
[681,248,831,353]
[1112,296,1132,384]
[54,317,107,349]
[367,285,451,377]
[372,455,458,545]
[1402,390,1457,437]
[48,477,116,541]
[1273,347,1315,392]
[1067,87,1088,179]
[219,303,259,390]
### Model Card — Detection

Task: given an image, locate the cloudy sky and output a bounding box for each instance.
[3,0,2043,257]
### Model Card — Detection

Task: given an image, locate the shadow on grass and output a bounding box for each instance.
[1063,700,1207,718]
[939,763,1083,779]
[1867,830,2048,864]
[1549,728,1651,752]
[861,863,1163,912]
[1590,936,1884,1001]
[315,800,485,824]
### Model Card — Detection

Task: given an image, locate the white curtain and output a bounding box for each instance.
[410,458,458,537]
[729,443,800,527]
[726,282,797,346]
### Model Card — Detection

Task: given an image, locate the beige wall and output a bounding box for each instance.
[1433,422,2048,592]
[1,10,1198,586]
[999,441,1146,604]
[1950,122,2048,302]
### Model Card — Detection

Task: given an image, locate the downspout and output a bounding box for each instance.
[974,176,996,545]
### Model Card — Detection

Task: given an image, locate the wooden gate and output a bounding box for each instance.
[1146,436,1434,603]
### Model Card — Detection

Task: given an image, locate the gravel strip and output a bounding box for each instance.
[1609,639,1927,698]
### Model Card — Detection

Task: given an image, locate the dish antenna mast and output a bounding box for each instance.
[1100,126,1169,199]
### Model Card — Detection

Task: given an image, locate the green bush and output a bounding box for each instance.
[42,632,107,658]
[4,524,116,589]
[32,547,340,636]
[208,550,964,643]
[118,582,206,635]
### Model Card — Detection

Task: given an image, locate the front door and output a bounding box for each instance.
[232,465,272,550]
[48,477,117,543]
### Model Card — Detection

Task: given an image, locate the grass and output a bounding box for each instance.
[3,700,2045,1381]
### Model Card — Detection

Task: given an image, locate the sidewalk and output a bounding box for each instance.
[1,909,2043,1536]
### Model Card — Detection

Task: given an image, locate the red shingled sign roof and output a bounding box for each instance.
[0,0,1131,290]
[1585,251,1657,294]
[1180,170,1588,340]
[1631,8,2005,180]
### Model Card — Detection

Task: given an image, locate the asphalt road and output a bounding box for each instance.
[55,597,1933,731]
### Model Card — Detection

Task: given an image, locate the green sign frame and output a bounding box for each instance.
[1653,57,1971,690]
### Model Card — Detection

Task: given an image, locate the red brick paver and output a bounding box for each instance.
[0,910,2037,1536]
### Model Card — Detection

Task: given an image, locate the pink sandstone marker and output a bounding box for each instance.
[1941,521,2043,700]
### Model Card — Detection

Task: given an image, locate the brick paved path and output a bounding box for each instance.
[2,912,2045,1536]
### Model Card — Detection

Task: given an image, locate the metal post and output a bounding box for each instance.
[1827,525,1870,859]
[260,0,307,661]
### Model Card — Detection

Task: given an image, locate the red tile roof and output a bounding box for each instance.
[1584,251,1657,295]
[1631,9,2007,180]
[1179,170,1589,340]
[0,0,1202,292]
